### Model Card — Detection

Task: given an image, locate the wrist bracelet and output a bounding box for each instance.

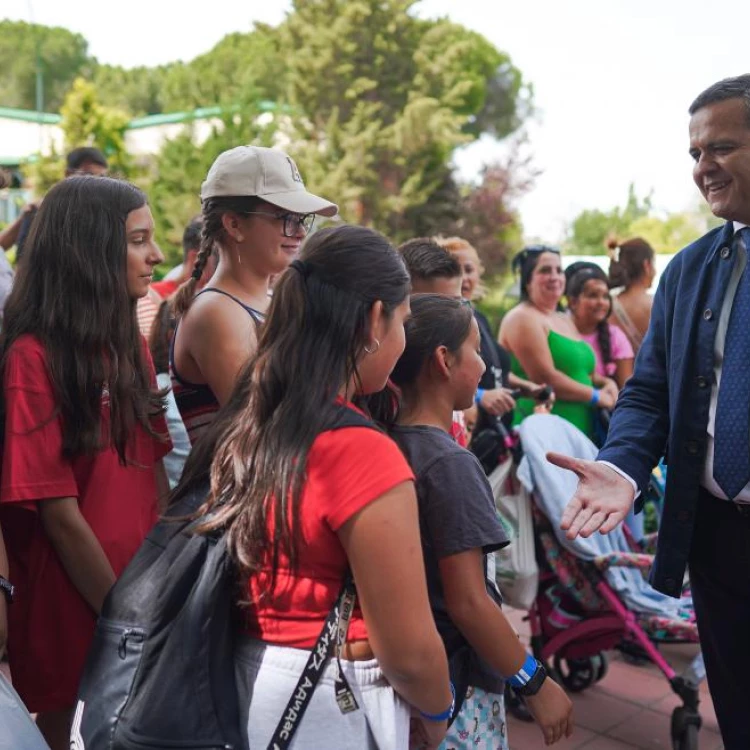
[419,681,455,722]
[590,388,600,406]
[474,388,485,405]
[508,652,539,688]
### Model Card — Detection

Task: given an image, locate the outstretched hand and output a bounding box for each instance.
[546,453,635,539]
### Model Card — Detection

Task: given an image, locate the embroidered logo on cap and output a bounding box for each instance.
[287,157,303,184]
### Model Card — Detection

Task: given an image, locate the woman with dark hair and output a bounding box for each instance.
[607,237,657,354]
[175,225,452,749]
[170,146,337,443]
[388,294,574,749]
[566,263,634,389]
[0,176,171,750]
[499,246,618,439]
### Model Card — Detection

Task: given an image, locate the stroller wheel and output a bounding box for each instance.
[671,706,701,750]
[553,654,604,693]
[593,652,608,683]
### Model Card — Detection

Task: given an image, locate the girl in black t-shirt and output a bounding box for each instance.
[386,294,574,749]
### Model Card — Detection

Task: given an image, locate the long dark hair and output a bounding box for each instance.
[0,176,165,461]
[176,225,410,578]
[385,294,473,417]
[566,263,613,368]
[172,196,262,317]
[148,298,174,374]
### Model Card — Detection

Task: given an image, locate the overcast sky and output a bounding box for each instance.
[3,0,748,241]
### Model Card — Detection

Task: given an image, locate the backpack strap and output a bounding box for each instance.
[267,572,357,749]
[267,404,378,749]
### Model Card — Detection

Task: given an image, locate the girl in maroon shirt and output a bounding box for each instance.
[0,176,170,750]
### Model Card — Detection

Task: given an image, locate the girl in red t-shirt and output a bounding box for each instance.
[172,225,452,749]
[0,176,171,750]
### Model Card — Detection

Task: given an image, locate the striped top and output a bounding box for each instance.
[170,288,264,444]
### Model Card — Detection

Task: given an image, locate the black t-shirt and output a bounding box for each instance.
[475,309,510,392]
[391,424,509,692]
[474,309,514,433]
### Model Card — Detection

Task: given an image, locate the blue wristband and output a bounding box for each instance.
[509,652,539,688]
[419,681,455,722]
[475,388,485,405]
[590,388,600,406]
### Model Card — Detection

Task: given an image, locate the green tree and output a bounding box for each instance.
[276,0,530,241]
[160,26,286,113]
[0,20,90,111]
[565,187,724,255]
[566,184,652,255]
[29,78,132,193]
[91,63,167,116]
[628,207,722,253]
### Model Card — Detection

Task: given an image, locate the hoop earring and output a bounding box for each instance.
[364,338,380,355]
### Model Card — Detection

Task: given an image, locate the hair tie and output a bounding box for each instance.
[191,267,202,281]
[290,259,311,278]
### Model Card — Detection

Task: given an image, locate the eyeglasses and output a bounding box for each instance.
[240,211,316,238]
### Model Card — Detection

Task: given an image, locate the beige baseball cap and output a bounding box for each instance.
[200,146,338,217]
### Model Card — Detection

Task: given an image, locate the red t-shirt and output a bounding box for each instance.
[244,412,414,648]
[0,335,171,712]
[151,279,180,299]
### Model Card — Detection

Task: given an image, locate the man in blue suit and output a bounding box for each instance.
[549,74,750,748]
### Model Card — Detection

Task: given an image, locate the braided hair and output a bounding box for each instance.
[565,263,613,370]
[172,196,262,317]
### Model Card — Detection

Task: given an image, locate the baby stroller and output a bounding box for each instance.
[514,414,703,750]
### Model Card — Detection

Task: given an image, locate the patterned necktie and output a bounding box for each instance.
[714,227,750,500]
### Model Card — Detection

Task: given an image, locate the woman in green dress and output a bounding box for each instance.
[498,246,618,439]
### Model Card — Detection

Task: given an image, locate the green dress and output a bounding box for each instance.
[511,330,596,438]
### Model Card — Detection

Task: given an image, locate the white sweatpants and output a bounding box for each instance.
[234,636,411,750]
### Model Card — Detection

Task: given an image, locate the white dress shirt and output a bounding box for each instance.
[603,222,750,502]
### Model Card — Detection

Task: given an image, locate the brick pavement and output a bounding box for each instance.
[505,607,722,750]
[2,612,724,749]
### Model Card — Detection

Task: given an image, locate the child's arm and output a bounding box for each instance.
[440,548,574,746]
[39,497,116,615]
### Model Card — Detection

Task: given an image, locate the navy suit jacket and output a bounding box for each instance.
[598,221,737,597]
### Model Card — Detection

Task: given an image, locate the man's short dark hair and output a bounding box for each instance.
[689,74,750,126]
[66,147,108,172]
[182,216,203,260]
[398,238,461,281]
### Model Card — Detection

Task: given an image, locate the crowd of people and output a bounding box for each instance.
[0,72,748,750]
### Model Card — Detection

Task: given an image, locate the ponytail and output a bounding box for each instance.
[607,237,655,290]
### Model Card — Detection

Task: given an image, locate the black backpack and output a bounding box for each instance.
[73,405,376,750]
[73,483,240,750]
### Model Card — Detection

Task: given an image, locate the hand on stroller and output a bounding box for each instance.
[524,677,574,745]
[546,453,635,538]
[479,387,516,416]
